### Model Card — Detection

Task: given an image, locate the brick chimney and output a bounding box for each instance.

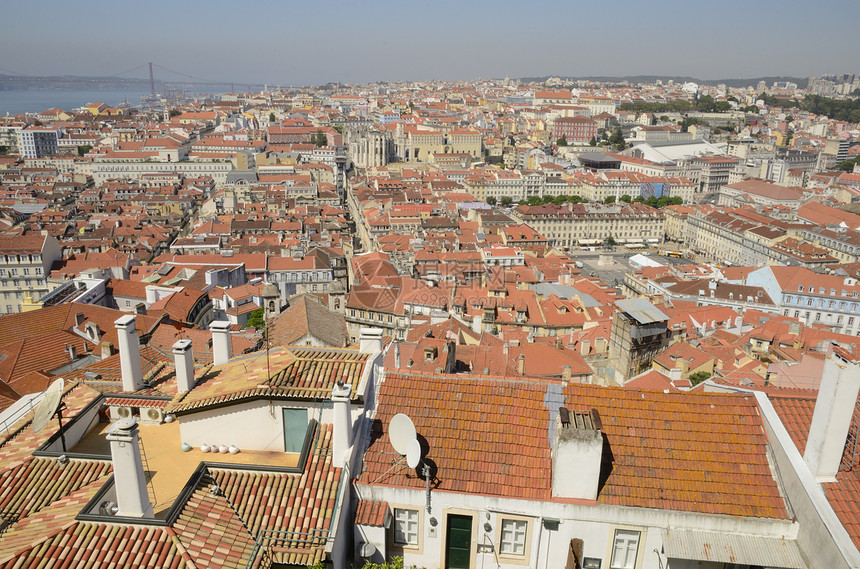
[106,419,153,518]
[804,352,860,482]
[210,321,232,366]
[173,339,195,393]
[114,315,144,392]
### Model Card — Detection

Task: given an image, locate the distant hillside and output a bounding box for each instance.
[518,75,810,89]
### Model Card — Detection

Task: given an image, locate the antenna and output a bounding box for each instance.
[32,377,67,452]
[389,413,416,455]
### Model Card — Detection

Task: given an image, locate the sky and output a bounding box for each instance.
[2,0,858,87]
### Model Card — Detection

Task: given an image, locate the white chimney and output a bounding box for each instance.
[173,339,195,393]
[114,315,144,392]
[471,314,483,334]
[804,353,860,482]
[106,419,153,518]
[393,340,401,369]
[552,408,602,501]
[332,381,353,465]
[210,321,232,365]
[359,327,383,354]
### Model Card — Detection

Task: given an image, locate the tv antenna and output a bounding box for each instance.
[32,378,67,452]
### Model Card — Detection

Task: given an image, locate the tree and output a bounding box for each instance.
[556,135,568,147]
[604,196,616,204]
[313,130,327,147]
[604,235,616,247]
[689,371,712,386]
[486,196,497,206]
[837,157,860,172]
[247,307,265,330]
[76,145,92,157]
[168,109,181,118]
[0,145,8,155]
[268,112,276,123]
[681,117,708,132]
[608,128,625,150]
[500,196,513,207]
[619,194,632,203]
[589,136,597,146]
[742,105,760,114]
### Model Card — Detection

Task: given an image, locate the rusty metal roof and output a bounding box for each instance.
[662,529,805,568]
[615,297,669,324]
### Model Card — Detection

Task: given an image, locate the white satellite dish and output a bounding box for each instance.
[389,413,416,455]
[406,438,421,469]
[32,378,64,434]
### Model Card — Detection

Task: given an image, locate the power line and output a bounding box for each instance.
[108,63,149,78]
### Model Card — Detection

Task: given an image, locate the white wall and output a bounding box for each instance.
[177,399,364,452]
[353,483,797,569]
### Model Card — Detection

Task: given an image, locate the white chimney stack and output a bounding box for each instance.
[359,327,383,355]
[472,314,483,334]
[332,381,353,465]
[210,321,232,366]
[393,340,401,369]
[173,339,195,393]
[114,315,144,392]
[804,353,860,482]
[106,419,153,518]
[552,408,603,501]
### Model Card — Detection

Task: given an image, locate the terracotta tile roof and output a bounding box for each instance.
[770,393,860,550]
[269,294,349,348]
[102,397,170,408]
[171,475,256,569]
[355,500,389,527]
[0,382,102,465]
[1,522,188,568]
[0,457,111,526]
[209,424,342,566]
[168,347,369,414]
[359,373,789,519]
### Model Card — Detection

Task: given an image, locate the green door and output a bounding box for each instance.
[282,408,308,453]
[445,514,472,569]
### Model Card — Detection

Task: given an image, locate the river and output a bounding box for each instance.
[0,88,221,116]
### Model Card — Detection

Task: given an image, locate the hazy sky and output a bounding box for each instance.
[2,0,858,86]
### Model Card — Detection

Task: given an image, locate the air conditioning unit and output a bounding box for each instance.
[141,407,165,424]
[110,406,134,421]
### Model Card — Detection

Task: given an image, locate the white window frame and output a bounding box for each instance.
[392,507,419,548]
[609,528,642,569]
[499,518,528,557]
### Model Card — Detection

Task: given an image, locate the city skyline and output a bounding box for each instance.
[2,0,859,86]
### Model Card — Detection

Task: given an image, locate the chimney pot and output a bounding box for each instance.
[106,419,153,518]
[210,321,232,365]
[804,354,860,481]
[114,315,144,392]
[173,339,195,393]
[332,382,353,465]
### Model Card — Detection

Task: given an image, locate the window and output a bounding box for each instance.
[610,529,641,569]
[393,508,418,546]
[500,519,528,556]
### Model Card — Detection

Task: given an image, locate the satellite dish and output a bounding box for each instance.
[359,543,377,558]
[389,413,416,455]
[32,378,64,434]
[406,438,421,469]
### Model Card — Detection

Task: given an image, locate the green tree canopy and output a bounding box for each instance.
[556,135,568,147]
[689,371,712,386]
[76,145,92,157]
[500,196,513,206]
[486,196,497,206]
[247,307,265,330]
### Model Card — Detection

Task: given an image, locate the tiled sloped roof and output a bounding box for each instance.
[0,457,111,525]
[361,374,553,500]
[102,397,170,408]
[210,424,341,566]
[269,294,349,348]
[171,476,256,569]
[0,382,102,465]
[770,396,816,451]
[355,500,389,527]
[0,522,188,568]
[770,393,860,550]
[168,347,368,414]
[360,373,788,519]
[0,478,108,564]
